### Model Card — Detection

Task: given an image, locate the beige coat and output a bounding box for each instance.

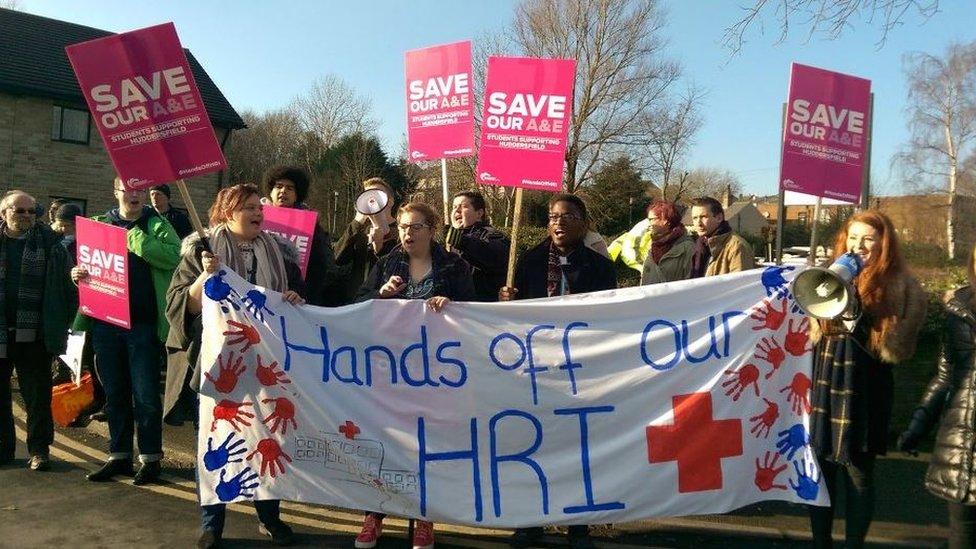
[705,231,755,276]
[641,234,694,285]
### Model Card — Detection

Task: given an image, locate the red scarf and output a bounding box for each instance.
[650,225,686,265]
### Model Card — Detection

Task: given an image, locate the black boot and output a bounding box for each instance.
[86,459,133,481]
[133,460,161,485]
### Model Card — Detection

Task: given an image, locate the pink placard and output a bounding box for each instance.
[405,41,474,161]
[261,205,318,279]
[780,63,871,202]
[66,22,227,190]
[476,56,576,192]
[76,217,130,329]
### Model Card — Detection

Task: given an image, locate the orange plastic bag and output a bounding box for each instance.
[51,372,95,427]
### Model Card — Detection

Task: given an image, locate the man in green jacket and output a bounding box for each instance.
[71,178,180,485]
[0,190,76,471]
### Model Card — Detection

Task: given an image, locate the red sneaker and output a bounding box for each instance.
[355,514,382,549]
[412,520,435,549]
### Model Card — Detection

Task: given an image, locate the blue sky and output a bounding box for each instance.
[18,0,976,197]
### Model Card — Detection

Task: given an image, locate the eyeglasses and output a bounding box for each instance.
[114,187,146,194]
[7,207,36,215]
[547,213,582,223]
[398,222,430,232]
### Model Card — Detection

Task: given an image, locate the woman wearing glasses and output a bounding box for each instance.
[353,201,475,549]
[498,193,616,549]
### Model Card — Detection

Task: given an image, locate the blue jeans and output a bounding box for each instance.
[91,322,163,461]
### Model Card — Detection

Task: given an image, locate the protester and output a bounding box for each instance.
[148,184,194,240]
[54,203,82,260]
[47,197,64,229]
[897,242,976,549]
[334,177,399,305]
[354,201,473,549]
[640,200,694,284]
[807,210,926,549]
[70,179,180,485]
[0,191,75,471]
[443,190,509,302]
[263,165,341,306]
[164,184,303,548]
[498,193,615,549]
[689,196,755,277]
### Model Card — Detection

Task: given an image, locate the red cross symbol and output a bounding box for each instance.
[339,420,360,440]
[646,392,743,493]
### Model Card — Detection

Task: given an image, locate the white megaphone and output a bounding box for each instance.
[355,188,393,239]
[790,252,864,320]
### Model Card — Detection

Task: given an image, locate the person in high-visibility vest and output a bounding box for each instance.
[607,210,654,273]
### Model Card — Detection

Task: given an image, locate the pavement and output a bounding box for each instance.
[0,378,952,549]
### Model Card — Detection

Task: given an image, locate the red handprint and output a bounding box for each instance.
[204,352,245,394]
[784,317,813,356]
[247,438,293,478]
[210,399,254,432]
[780,372,812,415]
[223,320,260,352]
[262,397,298,435]
[749,398,779,438]
[751,298,788,331]
[722,364,760,401]
[755,336,786,379]
[754,451,788,491]
[255,355,291,387]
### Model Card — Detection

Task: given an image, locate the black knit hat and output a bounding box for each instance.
[55,203,82,222]
[149,184,172,199]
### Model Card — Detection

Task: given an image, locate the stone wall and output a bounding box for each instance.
[0,92,229,219]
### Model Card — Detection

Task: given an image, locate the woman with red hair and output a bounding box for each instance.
[807,210,927,549]
[640,200,694,284]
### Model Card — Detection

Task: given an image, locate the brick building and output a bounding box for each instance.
[0,8,245,217]
[871,194,976,254]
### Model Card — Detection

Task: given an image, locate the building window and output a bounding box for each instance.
[797,211,808,225]
[51,106,90,144]
[49,196,87,217]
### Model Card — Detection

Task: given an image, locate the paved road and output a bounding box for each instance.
[0,383,951,548]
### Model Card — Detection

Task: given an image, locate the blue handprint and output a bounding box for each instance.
[203,432,247,472]
[789,458,821,501]
[204,269,241,313]
[776,423,810,460]
[214,466,260,502]
[761,265,795,298]
[242,289,274,322]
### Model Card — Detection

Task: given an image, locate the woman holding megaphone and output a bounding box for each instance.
[806,210,926,549]
[333,177,400,305]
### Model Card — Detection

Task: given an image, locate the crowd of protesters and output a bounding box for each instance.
[1,167,972,549]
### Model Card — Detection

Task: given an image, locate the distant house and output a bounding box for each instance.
[0,8,245,216]
[681,191,768,237]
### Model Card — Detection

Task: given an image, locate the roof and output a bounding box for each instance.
[0,8,245,130]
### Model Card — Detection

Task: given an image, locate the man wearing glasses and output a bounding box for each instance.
[0,190,76,471]
[70,179,180,485]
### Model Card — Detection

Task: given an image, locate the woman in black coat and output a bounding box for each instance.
[353,201,474,549]
[899,251,976,549]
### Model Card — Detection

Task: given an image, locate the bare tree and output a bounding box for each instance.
[511,0,682,193]
[676,167,745,202]
[225,109,303,185]
[898,40,976,260]
[639,86,704,197]
[723,0,939,55]
[290,74,377,171]
[0,0,21,10]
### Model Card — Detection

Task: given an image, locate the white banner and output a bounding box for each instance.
[197,266,828,526]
